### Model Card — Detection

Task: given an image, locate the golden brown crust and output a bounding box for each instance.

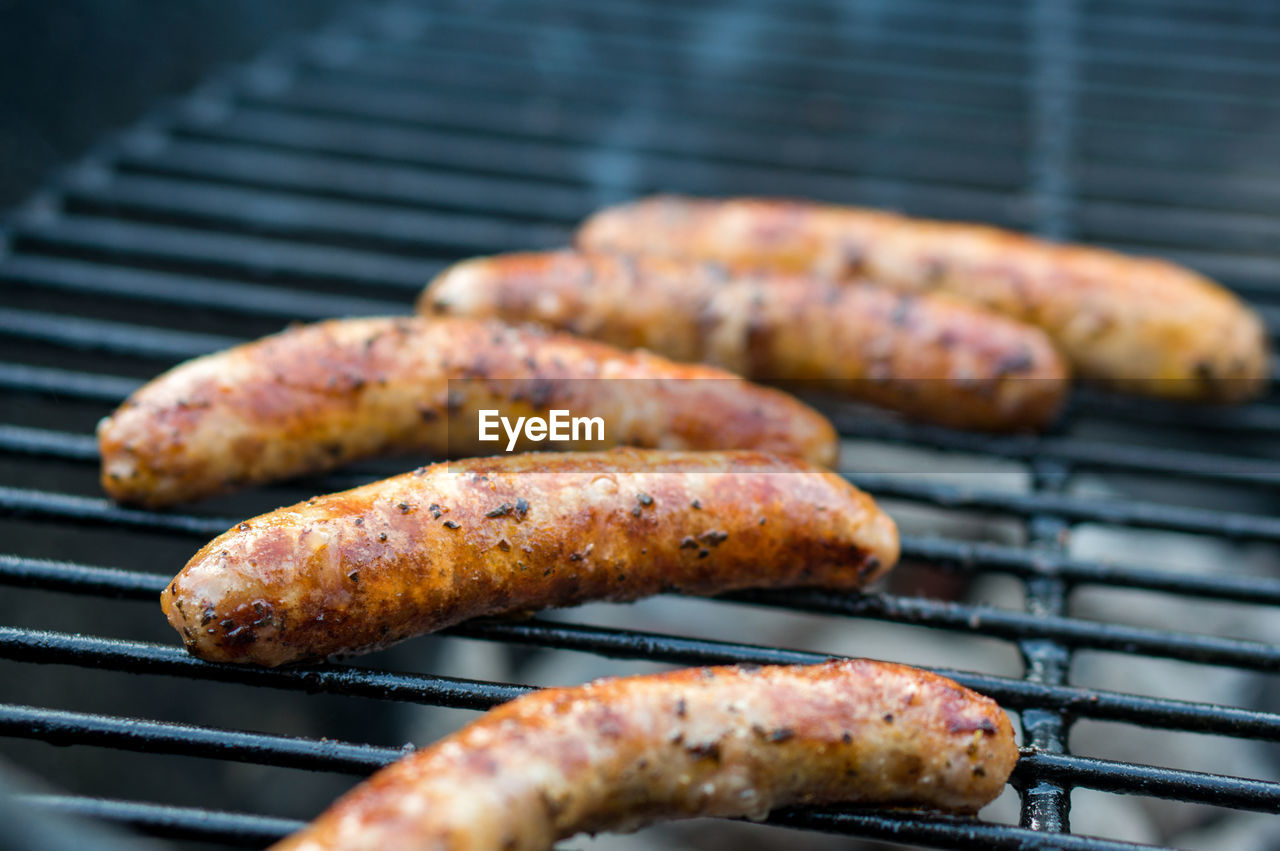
[98,316,837,507]
[271,660,1017,851]
[423,251,1069,431]
[164,448,898,667]
[577,196,1269,401]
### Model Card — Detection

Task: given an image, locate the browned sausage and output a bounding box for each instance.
[163,448,897,667]
[577,195,1269,401]
[98,316,838,507]
[271,660,1018,850]
[423,250,1069,431]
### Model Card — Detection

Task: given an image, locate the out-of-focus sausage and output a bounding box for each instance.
[99,316,838,507]
[578,195,1269,401]
[424,250,1069,431]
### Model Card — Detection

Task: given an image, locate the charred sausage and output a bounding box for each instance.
[163,448,898,667]
[577,195,1269,401]
[99,316,838,507]
[423,250,1069,431]
[271,660,1017,850]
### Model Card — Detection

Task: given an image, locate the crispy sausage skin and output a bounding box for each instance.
[98,316,838,507]
[272,660,1017,851]
[423,251,1069,431]
[578,196,1269,401]
[163,449,897,667]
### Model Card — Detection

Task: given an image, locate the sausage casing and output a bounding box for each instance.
[423,250,1069,431]
[164,448,898,666]
[577,195,1269,401]
[272,660,1018,851]
[98,316,837,507]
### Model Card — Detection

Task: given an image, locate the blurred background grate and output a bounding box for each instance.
[2,1,1280,848]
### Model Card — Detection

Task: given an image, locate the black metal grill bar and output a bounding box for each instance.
[61,172,571,259]
[356,4,1280,111]
[0,307,237,361]
[0,254,402,322]
[286,36,1030,150]
[169,108,1027,225]
[0,554,167,599]
[833,417,1280,489]
[474,0,1269,70]
[5,623,1280,742]
[285,36,1280,190]
[0,704,403,775]
[722,588,1280,671]
[18,794,1170,851]
[326,27,1280,142]
[99,110,1280,295]
[485,0,1280,70]
[354,14,1271,122]
[241,69,1029,185]
[0,362,139,403]
[0,628,529,710]
[902,537,1280,606]
[455,0,1033,60]
[1075,164,1280,217]
[0,427,97,462]
[198,83,1029,195]
[125,100,1280,263]
[1013,752,1280,812]
[0,486,233,537]
[504,0,1280,88]
[846,474,1280,543]
[529,0,1280,36]
[323,25,1028,113]
[19,796,303,848]
[1014,482,1074,829]
[270,26,1280,212]
[172,90,1280,246]
[230,74,1280,219]
[1068,388,1280,432]
[764,807,1161,851]
[1022,16,1076,817]
[8,216,448,291]
[114,136,597,222]
[540,0,1280,52]
[5,700,1276,815]
[47,134,1280,311]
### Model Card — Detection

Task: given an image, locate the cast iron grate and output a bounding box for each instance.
[2,0,1280,848]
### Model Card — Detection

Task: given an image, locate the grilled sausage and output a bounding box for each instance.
[423,250,1069,431]
[99,316,838,507]
[578,195,1269,401]
[163,448,898,667]
[271,660,1017,850]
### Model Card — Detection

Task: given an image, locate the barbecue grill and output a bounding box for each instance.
[3,0,1280,848]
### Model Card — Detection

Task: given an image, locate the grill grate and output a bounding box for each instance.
[3,0,1280,848]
